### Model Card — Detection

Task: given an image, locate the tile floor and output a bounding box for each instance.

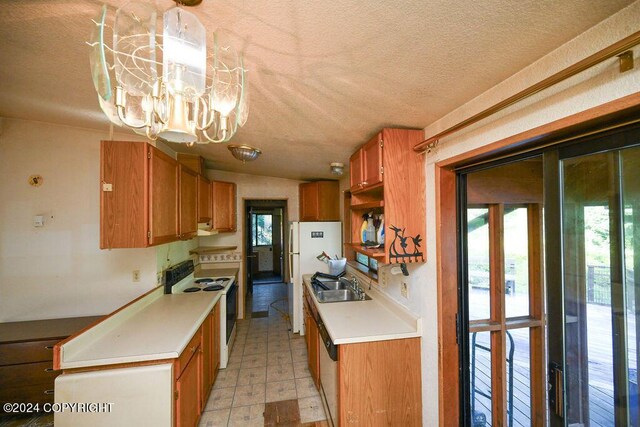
[199,283,328,427]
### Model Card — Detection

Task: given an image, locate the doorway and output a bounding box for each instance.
[244,200,288,317]
[458,124,640,426]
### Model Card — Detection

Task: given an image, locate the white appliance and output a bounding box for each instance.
[165,261,237,369]
[288,221,342,334]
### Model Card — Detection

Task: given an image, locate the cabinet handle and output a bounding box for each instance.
[190,346,197,353]
[45,345,54,350]
[44,368,55,373]
[44,390,54,395]
[362,181,368,186]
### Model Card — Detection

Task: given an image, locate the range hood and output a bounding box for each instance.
[197,222,219,236]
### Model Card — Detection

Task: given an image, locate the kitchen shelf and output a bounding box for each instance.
[350,200,384,210]
[345,243,386,259]
[189,246,238,255]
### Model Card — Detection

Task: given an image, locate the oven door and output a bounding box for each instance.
[226,284,238,343]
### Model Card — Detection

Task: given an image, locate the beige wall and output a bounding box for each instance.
[0,118,197,322]
[200,170,304,251]
[416,3,640,424]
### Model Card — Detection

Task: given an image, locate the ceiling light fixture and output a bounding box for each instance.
[228,145,262,163]
[88,1,248,145]
[330,162,344,175]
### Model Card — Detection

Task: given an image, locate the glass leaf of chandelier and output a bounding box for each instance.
[89,1,249,144]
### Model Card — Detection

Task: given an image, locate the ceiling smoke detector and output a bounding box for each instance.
[330,162,344,176]
[228,144,262,163]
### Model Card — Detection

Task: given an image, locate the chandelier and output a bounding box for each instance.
[89,1,249,145]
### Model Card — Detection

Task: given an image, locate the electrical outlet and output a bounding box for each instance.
[401,281,408,298]
[132,270,141,282]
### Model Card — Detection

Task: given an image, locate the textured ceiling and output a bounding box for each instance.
[0,0,634,180]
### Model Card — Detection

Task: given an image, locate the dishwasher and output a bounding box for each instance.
[318,319,338,426]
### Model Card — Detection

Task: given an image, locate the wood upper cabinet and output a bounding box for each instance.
[350,132,383,192]
[100,140,202,248]
[211,181,236,232]
[349,149,363,192]
[362,132,383,188]
[197,175,211,223]
[149,146,179,246]
[100,140,148,249]
[346,128,425,264]
[299,181,339,221]
[176,153,204,175]
[179,165,198,239]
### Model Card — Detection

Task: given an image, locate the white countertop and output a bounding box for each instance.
[303,275,421,345]
[59,288,223,369]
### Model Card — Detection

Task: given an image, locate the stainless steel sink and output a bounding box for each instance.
[315,280,348,290]
[315,289,372,303]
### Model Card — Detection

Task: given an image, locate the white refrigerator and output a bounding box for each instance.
[288,221,342,334]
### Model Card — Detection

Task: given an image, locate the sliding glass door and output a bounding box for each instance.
[460,124,640,427]
[547,140,640,426]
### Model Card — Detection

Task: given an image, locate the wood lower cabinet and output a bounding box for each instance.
[338,338,422,426]
[211,181,236,232]
[179,165,198,239]
[299,181,340,221]
[201,303,220,408]
[0,316,101,415]
[175,329,201,427]
[174,301,221,427]
[303,287,320,388]
[304,286,422,425]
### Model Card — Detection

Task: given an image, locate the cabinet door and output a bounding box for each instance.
[362,132,383,189]
[176,348,200,427]
[179,166,198,239]
[307,315,320,388]
[201,311,212,408]
[316,181,339,221]
[100,140,148,249]
[349,149,363,192]
[149,146,179,246]
[211,181,236,232]
[300,182,319,221]
[197,175,211,223]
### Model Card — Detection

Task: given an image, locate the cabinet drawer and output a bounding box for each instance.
[175,330,201,379]
[0,361,57,387]
[0,383,55,408]
[0,339,58,366]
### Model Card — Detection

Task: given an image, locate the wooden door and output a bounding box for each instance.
[211,181,236,232]
[272,209,283,275]
[179,166,198,239]
[349,149,363,192]
[300,182,319,221]
[176,350,200,427]
[307,315,320,388]
[100,140,148,249]
[149,146,179,246]
[197,175,211,223]
[362,132,383,189]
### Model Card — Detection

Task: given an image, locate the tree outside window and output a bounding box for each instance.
[252,214,273,246]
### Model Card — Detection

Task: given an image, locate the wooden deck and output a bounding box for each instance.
[469,288,635,426]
